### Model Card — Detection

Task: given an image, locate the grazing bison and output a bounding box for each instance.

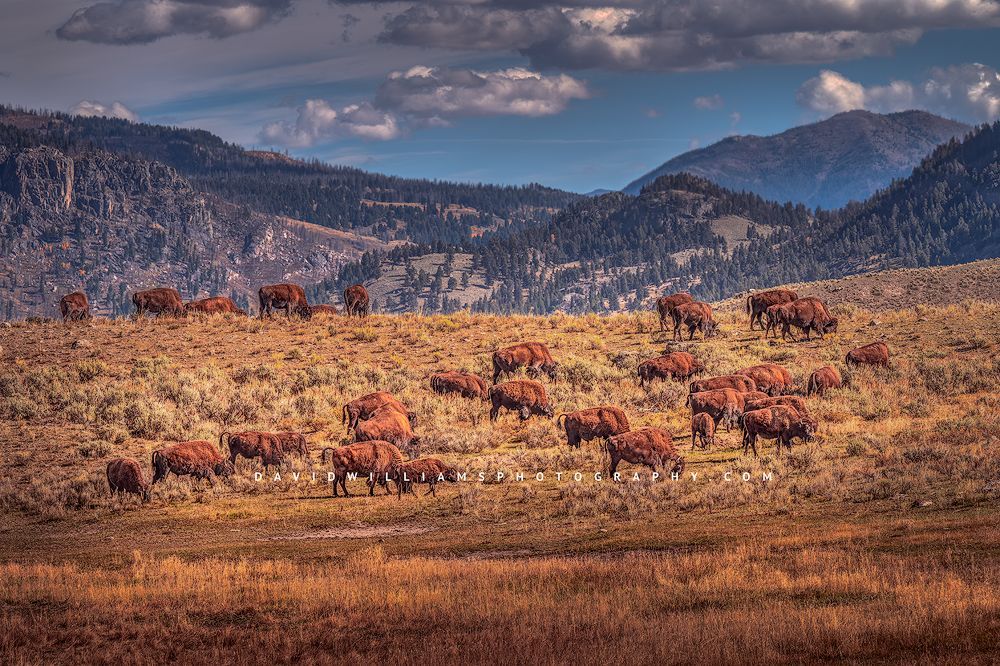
[746,289,798,330]
[151,440,234,484]
[690,374,758,395]
[605,427,685,476]
[846,341,890,368]
[742,405,817,457]
[655,292,694,332]
[637,352,705,385]
[106,458,150,501]
[672,301,717,341]
[185,296,246,316]
[492,342,558,384]
[220,431,308,470]
[807,365,843,396]
[132,288,184,318]
[744,396,809,417]
[309,304,339,316]
[687,388,768,431]
[391,458,458,498]
[775,297,838,341]
[342,392,415,432]
[353,405,421,451]
[488,379,553,421]
[274,431,309,457]
[737,364,795,396]
[556,405,631,448]
[690,412,716,450]
[430,371,489,400]
[322,440,403,497]
[259,283,311,319]
[343,284,370,317]
[60,292,91,322]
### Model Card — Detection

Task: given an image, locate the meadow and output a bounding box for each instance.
[0,294,998,663]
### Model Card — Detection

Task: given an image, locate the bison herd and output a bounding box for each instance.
[90,286,891,503]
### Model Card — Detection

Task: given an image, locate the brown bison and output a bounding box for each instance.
[690,374,758,395]
[773,297,838,341]
[742,405,817,457]
[492,342,558,384]
[220,431,307,470]
[846,341,890,367]
[637,352,705,385]
[556,405,631,448]
[488,379,554,421]
[744,396,810,417]
[672,301,718,341]
[106,458,150,501]
[132,288,184,318]
[687,388,768,431]
[655,292,694,332]
[690,412,716,450]
[343,284,370,317]
[391,458,458,498]
[737,364,795,396]
[342,392,415,432]
[807,365,843,396]
[605,427,685,477]
[60,291,92,321]
[322,440,403,497]
[259,283,311,319]
[274,431,309,457]
[353,405,421,451]
[185,296,246,316]
[309,304,339,316]
[430,371,489,400]
[746,289,797,330]
[151,440,234,484]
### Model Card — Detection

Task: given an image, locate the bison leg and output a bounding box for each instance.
[489,405,500,421]
[609,454,621,476]
[428,482,436,497]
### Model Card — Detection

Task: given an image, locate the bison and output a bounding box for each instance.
[737,364,795,396]
[309,304,339,316]
[488,379,553,421]
[106,458,150,501]
[672,301,717,341]
[132,288,184,318]
[655,292,694,332]
[742,405,817,457]
[556,405,631,448]
[185,296,246,316]
[690,412,716,450]
[391,458,458,498]
[746,289,797,330]
[220,431,307,470]
[430,371,489,400]
[342,392,415,432]
[259,283,311,319]
[492,342,558,384]
[322,440,403,497]
[353,405,421,451]
[807,365,843,396]
[637,352,705,385]
[744,395,809,417]
[846,342,890,368]
[690,374,758,395]
[343,284,370,317]
[274,431,309,457]
[774,297,838,341]
[605,427,685,477]
[60,292,92,322]
[687,388,768,431]
[151,440,234,484]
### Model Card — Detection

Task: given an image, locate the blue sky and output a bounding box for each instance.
[2,1,999,193]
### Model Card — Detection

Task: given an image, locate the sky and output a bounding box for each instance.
[1,1,1000,193]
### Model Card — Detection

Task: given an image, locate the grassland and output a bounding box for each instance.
[1,292,999,664]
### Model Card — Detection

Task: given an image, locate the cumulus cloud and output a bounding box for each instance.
[260,99,400,147]
[56,0,292,44]
[797,64,1000,122]
[693,94,723,110]
[335,0,1000,71]
[70,100,139,121]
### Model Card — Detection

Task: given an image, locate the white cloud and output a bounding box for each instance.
[70,100,139,121]
[693,94,723,110]
[260,99,400,147]
[797,64,1000,122]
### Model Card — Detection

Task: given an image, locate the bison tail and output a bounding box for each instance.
[684,393,691,408]
[806,375,816,396]
[321,447,336,463]
[218,431,230,451]
[341,404,349,425]
[745,294,752,314]
[555,413,567,428]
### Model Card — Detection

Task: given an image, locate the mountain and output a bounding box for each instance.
[623,110,970,209]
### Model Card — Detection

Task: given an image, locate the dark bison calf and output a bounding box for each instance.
[556,405,630,448]
[492,342,558,383]
[60,292,92,322]
[656,292,693,332]
[343,284,370,317]
[846,342,890,368]
[807,365,843,396]
[322,440,403,497]
[259,283,311,319]
[606,427,685,477]
[637,352,705,385]
[151,440,234,484]
[342,391,415,432]
[488,379,553,421]
[185,296,246,316]
[742,405,817,457]
[690,412,715,450]
[133,288,184,318]
[430,371,489,400]
[391,458,458,498]
[107,458,150,501]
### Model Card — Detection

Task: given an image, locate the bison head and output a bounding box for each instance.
[544,363,559,381]
[798,417,819,442]
[670,457,686,477]
[295,304,313,319]
[406,412,418,427]
[442,466,459,483]
[214,460,236,477]
[823,318,839,334]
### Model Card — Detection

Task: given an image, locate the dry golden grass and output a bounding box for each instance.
[0,297,999,663]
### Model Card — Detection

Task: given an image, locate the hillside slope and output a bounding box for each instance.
[623,110,970,208]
